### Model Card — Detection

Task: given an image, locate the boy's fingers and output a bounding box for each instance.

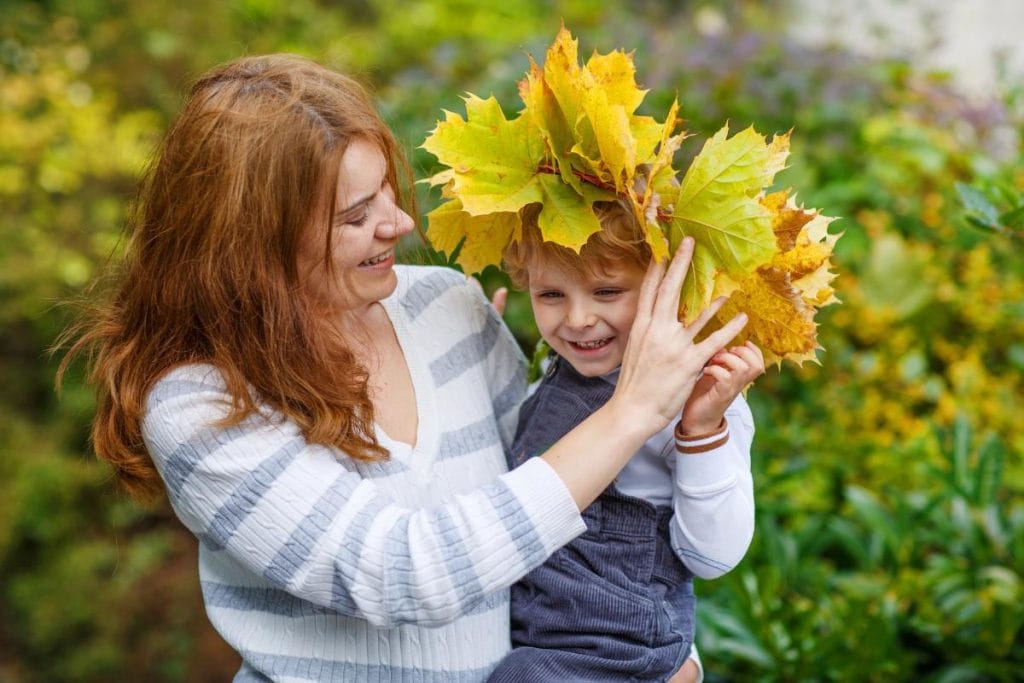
[732,343,765,376]
[653,237,694,322]
[490,287,508,316]
[745,341,767,372]
[713,352,747,374]
[731,344,761,369]
[701,364,731,384]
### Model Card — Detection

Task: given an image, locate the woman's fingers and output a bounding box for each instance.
[696,312,748,360]
[684,296,728,339]
[653,237,695,323]
[634,254,668,325]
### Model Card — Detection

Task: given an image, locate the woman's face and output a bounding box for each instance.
[299,138,414,318]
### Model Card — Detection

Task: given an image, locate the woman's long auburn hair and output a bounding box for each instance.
[57,54,415,501]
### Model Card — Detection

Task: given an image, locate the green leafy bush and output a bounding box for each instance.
[1,1,1021,681]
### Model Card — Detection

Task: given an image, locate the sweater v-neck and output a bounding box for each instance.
[376,283,439,473]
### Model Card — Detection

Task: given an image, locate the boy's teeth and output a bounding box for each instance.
[574,338,609,349]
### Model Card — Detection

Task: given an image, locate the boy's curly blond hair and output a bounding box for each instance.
[503,199,653,288]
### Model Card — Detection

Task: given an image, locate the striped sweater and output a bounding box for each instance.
[142,266,587,682]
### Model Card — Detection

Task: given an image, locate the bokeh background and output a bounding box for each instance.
[2,1,1022,681]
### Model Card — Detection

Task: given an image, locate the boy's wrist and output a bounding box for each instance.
[674,417,729,454]
[678,412,726,437]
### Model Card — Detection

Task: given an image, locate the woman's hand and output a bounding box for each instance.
[611,237,749,437]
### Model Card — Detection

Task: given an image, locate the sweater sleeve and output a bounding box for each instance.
[464,281,528,452]
[143,368,584,629]
[668,394,756,579]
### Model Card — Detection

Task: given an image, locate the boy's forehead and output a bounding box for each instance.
[527,256,644,286]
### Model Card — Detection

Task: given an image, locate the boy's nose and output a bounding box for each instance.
[565,304,596,330]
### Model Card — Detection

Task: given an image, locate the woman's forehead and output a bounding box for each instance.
[335,139,387,205]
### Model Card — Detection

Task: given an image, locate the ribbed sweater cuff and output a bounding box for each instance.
[502,458,587,551]
[673,418,742,491]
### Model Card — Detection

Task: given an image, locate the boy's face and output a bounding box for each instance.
[528,259,646,377]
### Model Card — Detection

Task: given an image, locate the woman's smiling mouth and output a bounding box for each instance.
[359,249,393,268]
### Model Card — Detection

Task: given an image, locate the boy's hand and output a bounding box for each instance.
[468,276,508,316]
[679,341,764,435]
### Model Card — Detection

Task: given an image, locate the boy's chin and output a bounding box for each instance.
[562,356,623,378]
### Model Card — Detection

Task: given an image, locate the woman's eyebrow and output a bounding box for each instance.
[334,190,376,218]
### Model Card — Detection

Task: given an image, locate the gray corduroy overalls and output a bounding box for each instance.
[488,355,695,682]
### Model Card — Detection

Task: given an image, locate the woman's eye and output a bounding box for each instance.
[347,205,371,227]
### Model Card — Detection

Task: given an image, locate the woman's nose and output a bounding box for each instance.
[379,205,414,239]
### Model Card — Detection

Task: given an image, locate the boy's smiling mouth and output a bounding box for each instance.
[567,337,614,351]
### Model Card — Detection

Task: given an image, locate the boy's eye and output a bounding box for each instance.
[536,290,563,299]
[595,289,623,297]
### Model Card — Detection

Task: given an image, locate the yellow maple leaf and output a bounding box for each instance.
[426,199,521,276]
[422,26,840,368]
[701,191,840,364]
[713,267,819,366]
[519,56,581,194]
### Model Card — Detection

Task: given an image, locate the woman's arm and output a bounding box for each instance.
[144,239,743,629]
[470,282,528,452]
[144,367,584,630]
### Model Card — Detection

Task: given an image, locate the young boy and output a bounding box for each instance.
[488,201,763,682]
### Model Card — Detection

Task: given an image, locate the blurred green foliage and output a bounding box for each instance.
[1,0,1021,681]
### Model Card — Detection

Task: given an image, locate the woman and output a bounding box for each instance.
[59,54,745,681]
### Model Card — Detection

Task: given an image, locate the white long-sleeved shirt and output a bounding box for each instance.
[610,373,756,579]
[143,266,586,682]
[532,366,755,580]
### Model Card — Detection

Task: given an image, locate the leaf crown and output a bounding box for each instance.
[422,26,841,365]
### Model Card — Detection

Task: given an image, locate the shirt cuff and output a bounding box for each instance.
[674,417,728,454]
[673,416,743,492]
[689,641,704,683]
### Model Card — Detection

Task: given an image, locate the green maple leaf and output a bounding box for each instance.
[535,174,613,251]
[422,94,545,216]
[671,124,788,318]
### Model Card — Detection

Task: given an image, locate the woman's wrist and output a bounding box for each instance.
[605,392,673,444]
